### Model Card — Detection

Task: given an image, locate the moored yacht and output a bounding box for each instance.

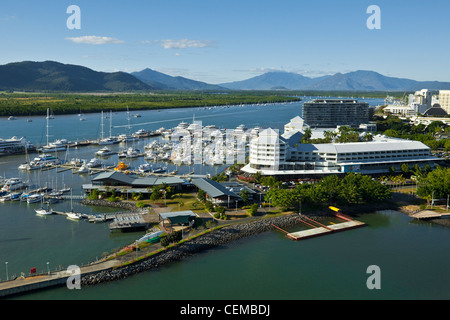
[77,162,89,174]
[96,146,115,157]
[138,163,152,173]
[27,193,44,204]
[98,137,119,145]
[35,207,53,216]
[1,178,27,192]
[87,158,102,168]
[66,211,82,221]
[40,139,71,153]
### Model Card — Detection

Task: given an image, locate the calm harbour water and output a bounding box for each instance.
[1,98,449,300]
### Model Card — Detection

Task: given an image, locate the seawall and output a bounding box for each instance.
[81,214,302,286]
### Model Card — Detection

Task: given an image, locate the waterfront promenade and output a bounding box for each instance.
[0,259,120,298]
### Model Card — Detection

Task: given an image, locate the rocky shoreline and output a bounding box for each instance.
[81,199,145,212]
[79,195,447,287]
[81,213,304,286]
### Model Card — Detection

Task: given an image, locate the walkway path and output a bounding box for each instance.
[0,259,120,298]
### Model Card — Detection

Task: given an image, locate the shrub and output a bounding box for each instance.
[136,202,146,208]
[248,203,259,216]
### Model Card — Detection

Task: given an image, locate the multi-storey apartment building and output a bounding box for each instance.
[302,99,369,128]
[439,90,450,115]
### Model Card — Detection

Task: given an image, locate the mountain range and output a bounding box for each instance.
[131,68,224,91]
[0,61,153,92]
[219,70,450,91]
[1,61,450,92]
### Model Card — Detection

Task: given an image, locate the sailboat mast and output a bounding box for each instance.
[110,110,113,138]
[46,108,49,146]
[101,110,104,140]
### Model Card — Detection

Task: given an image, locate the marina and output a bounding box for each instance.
[0,100,449,300]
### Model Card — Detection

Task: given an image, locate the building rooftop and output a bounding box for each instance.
[295,135,429,154]
[304,99,365,104]
[192,178,241,199]
[91,171,185,187]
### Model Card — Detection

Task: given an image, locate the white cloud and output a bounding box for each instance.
[157,39,212,49]
[65,36,125,45]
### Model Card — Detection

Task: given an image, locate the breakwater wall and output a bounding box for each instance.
[81,214,302,286]
[81,199,137,210]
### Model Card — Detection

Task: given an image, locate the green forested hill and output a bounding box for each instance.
[0,61,153,92]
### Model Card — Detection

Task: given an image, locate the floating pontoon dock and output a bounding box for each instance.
[273,207,366,241]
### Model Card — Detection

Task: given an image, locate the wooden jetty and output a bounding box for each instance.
[108,213,156,232]
[286,219,365,241]
[410,210,450,220]
[273,207,365,241]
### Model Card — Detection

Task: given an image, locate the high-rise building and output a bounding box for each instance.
[439,90,450,115]
[302,99,369,128]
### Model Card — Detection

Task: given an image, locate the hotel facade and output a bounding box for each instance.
[241,120,441,177]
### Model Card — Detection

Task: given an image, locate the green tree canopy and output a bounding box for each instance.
[417,166,450,199]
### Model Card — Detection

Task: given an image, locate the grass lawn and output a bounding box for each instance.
[138,192,209,214]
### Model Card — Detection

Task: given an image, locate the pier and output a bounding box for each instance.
[410,210,450,220]
[108,213,157,231]
[273,207,366,241]
[0,260,120,298]
[286,218,365,240]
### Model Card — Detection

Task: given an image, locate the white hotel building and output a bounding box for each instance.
[241,117,441,177]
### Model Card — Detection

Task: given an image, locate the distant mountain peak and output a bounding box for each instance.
[131,68,226,91]
[0,60,153,92]
[220,70,450,91]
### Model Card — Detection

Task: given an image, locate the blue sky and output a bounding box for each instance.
[0,0,449,84]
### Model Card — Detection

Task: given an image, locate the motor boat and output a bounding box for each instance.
[77,162,89,174]
[0,194,11,202]
[138,163,152,173]
[152,167,167,174]
[27,193,43,204]
[87,158,102,168]
[96,147,115,157]
[119,147,140,159]
[98,137,119,145]
[40,139,71,153]
[1,178,27,192]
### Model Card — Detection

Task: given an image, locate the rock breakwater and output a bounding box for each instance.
[81,213,303,286]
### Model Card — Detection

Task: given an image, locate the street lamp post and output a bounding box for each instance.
[46,262,50,276]
[5,262,8,281]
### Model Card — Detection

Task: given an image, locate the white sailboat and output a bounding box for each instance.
[35,197,53,216]
[65,190,83,221]
[40,109,70,153]
[35,206,53,216]
[66,212,82,220]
